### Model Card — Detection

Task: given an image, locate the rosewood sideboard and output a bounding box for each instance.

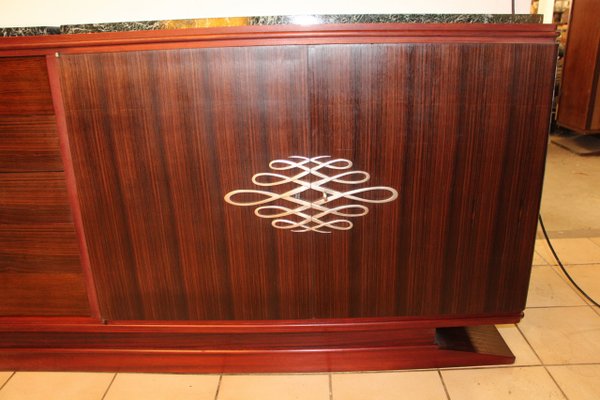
[0,22,557,372]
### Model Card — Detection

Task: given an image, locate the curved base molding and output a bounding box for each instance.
[0,318,515,372]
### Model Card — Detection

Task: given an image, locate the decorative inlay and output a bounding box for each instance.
[224,156,398,233]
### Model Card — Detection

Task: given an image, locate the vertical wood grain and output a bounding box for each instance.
[60,47,311,320]
[557,0,600,132]
[309,43,556,316]
[59,42,555,320]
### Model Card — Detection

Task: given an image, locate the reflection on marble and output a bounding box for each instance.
[2,14,544,37]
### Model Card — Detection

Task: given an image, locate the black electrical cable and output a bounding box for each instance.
[538,215,600,307]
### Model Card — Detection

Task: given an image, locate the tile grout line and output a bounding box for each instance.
[213,374,223,400]
[0,371,15,392]
[437,369,451,400]
[513,321,571,398]
[525,305,589,309]
[100,372,117,400]
[328,373,333,400]
[515,324,544,366]
[542,366,570,400]
[545,264,587,305]
[439,361,600,372]
[548,264,598,306]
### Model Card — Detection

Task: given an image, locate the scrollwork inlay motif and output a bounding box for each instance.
[224,156,398,233]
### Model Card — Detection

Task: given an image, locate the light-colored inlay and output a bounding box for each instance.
[225,156,398,233]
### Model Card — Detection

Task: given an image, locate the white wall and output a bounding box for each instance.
[0,0,533,28]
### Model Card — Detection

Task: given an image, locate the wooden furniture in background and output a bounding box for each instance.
[0,24,557,372]
[557,0,600,134]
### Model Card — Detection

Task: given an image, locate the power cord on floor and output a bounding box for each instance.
[538,215,600,307]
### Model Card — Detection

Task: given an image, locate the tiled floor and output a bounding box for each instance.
[1,144,599,399]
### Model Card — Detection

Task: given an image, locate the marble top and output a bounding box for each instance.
[1,14,543,37]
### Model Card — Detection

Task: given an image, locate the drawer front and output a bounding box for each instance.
[0,116,62,172]
[0,224,90,316]
[0,57,55,115]
[0,272,89,316]
[0,172,73,224]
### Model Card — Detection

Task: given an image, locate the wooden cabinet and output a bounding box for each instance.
[557,0,600,133]
[0,24,556,372]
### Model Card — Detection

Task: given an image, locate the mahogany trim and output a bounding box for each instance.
[0,313,522,333]
[0,23,557,57]
[45,54,101,320]
[0,325,514,373]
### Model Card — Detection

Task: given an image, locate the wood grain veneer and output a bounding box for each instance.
[0,115,62,172]
[0,172,72,224]
[0,57,54,115]
[60,46,310,320]
[59,41,555,321]
[309,43,556,316]
[0,271,89,316]
[0,23,557,372]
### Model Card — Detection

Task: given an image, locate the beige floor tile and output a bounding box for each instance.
[590,237,600,247]
[104,373,219,400]
[331,371,446,400]
[0,372,114,400]
[518,307,600,364]
[0,372,12,388]
[218,374,329,400]
[532,251,550,266]
[536,238,600,265]
[563,265,600,304]
[539,143,600,235]
[441,367,564,399]
[547,365,600,400]
[496,325,541,366]
[526,266,586,307]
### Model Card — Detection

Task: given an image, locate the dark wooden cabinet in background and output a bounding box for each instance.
[557,0,600,133]
[0,24,556,372]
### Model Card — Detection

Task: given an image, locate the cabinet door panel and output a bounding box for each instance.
[60,47,312,320]
[309,44,555,316]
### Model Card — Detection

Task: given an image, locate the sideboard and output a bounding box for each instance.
[0,22,557,372]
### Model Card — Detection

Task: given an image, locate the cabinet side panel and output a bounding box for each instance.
[59,47,312,320]
[309,43,555,316]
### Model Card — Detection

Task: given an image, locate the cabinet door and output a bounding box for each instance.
[60,42,555,321]
[308,44,555,316]
[60,47,316,320]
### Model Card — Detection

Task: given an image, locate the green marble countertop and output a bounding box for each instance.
[1,14,543,37]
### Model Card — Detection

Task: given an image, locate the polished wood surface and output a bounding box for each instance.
[557,0,600,133]
[0,173,72,224]
[60,41,555,321]
[0,271,89,316]
[0,322,513,372]
[309,44,556,316]
[61,46,310,320]
[0,24,557,371]
[0,55,90,317]
[0,116,62,172]
[0,57,54,115]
